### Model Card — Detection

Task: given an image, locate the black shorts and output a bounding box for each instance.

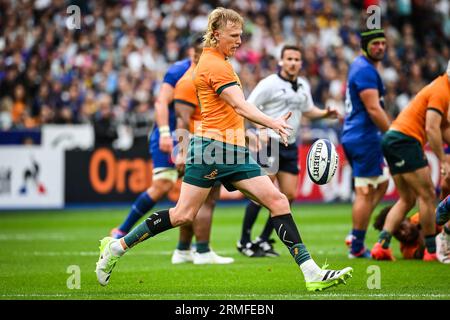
[382,130,428,175]
[255,139,299,175]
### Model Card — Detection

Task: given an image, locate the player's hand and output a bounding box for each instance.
[325,106,342,120]
[159,136,173,153]
[441,159,450,179]
[273,112,293,147]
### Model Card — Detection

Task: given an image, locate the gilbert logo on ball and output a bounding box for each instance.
[307,139,338,185]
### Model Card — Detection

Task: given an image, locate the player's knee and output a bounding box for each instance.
[419,184,436,202]
[171,209,196,226]
[400,196,416,211]
[268,192,290,213]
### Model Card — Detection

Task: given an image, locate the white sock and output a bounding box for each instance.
[300,259,322,282]
[110,239,126,256]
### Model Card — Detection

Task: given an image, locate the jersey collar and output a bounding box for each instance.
[277,72,299,92]
[202,47,226,60]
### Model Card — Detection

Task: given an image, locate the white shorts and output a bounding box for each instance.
[354,167,390,188]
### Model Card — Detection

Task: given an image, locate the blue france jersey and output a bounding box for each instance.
[341,55,385,143]
[150,58,191,144]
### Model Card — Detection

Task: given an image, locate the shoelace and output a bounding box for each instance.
[321,258,329,270]
[104,244,120,273]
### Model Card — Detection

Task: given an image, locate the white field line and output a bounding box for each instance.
[24,251,174,256]
[13,250,245,256]
[0,234,74,241]
[1,292,449,299]
[0,234,176,241]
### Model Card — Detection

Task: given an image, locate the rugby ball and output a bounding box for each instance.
[306,139,338,185]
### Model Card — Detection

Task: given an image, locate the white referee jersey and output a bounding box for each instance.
[247,73,314,145]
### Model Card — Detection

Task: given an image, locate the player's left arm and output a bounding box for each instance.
[303,106,341,120]
[174,102,195,176]
[300,79,341,120]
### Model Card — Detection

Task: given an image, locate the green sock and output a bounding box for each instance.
[123,209,173,248]
[378,230,392,249]
[425,235,436,253]
[196,241,210,253]
[177,241,191,251]
[123,221,151,248]
[289,243,311,266]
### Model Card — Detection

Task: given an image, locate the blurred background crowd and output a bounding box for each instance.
[0,0,449,147]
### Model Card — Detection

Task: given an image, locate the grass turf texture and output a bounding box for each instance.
[0,203,449,300]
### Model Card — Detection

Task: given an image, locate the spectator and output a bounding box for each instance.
[0,0,447,149]
[92,93,118,148]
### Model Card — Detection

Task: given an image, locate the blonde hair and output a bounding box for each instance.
[204,7,244,47]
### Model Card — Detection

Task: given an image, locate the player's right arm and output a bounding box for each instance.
[360,88,390,133]
[175,102,194,132]
[220,85,292,146]
[426,108,450,177]
[155,83,174,153]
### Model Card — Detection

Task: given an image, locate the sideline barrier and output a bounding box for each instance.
[65,147,181,204]
[0,146,64,209]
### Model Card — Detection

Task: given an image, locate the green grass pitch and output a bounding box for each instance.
[0,203,449,300]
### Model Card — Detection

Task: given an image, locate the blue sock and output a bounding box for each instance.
[118,192,155,233]
[436,195,450,225]
[437,196,450,213]
[351,229,366,254]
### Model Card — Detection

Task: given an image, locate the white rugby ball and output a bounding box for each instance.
[306,139,338,185]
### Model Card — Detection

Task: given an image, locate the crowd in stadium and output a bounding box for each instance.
[0,0,449,145]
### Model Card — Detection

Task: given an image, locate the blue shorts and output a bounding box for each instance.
[149,127,177,169]
[342,140,384,177]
